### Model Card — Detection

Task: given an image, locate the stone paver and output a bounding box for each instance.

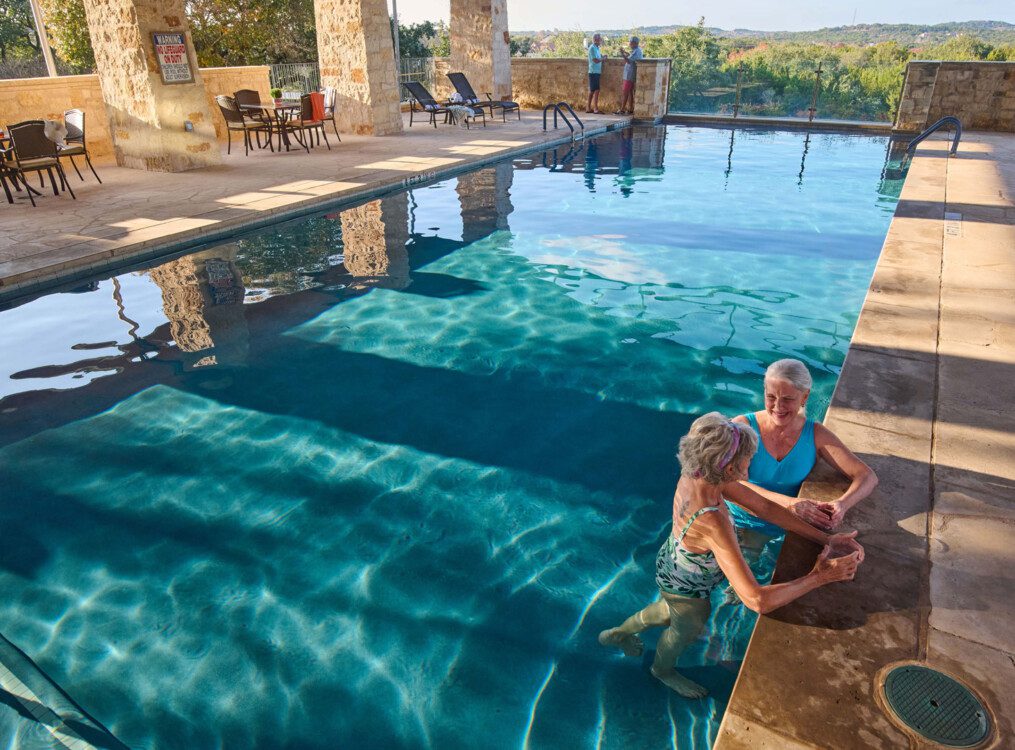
[0,111,626,299]
[716,131,1015,749]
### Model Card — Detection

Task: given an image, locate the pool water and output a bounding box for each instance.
[0,126,904,749]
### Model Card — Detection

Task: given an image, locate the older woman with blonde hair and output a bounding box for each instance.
[724,359,878,555]
[599,412,864,698]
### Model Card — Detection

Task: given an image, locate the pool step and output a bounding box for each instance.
[0,633,128,750]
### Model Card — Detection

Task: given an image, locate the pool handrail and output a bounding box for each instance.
[542,102,584,141]
[906,116,962,156]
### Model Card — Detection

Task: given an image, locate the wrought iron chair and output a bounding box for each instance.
[5,120,75,206]
[59,109,102,183]
[215,95,273,156]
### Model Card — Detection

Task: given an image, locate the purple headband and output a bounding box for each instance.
[718,422,741,470]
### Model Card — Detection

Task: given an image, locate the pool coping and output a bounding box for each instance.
[0,119,628,306]
[713,131,1015,748]
[665,113,893,134]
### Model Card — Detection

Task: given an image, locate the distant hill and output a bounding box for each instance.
[516,21,1015,47]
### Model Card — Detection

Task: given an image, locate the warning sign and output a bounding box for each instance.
[152,32,193,84]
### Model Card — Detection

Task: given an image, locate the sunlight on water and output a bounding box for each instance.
[0,125,905,749]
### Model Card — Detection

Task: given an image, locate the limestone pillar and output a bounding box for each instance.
[341,194,410,290]
[450,0,512,101]
[457,162,513,244]
[314,0,403,136]
[81,0,220,171]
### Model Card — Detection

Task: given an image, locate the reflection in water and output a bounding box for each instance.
[0,126,906,750]
[798,131,811,186]
[341,194,411,291]
[147,248,249,369]
[457,161,514,243]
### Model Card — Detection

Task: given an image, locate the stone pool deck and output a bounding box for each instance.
[715,131,1015,748]
[0,111,628,300]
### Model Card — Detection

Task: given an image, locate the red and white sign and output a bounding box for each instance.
[152,32,193,84]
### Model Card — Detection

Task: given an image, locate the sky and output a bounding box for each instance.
[392,0,1015,32]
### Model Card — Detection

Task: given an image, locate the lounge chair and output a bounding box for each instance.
[446,73,520,121]
[403,81,485,129]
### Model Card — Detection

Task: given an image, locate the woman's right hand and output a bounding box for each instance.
[811,545,860,584]
[791,498,834,530]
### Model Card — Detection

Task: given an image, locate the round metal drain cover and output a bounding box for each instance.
[883,665,989,747]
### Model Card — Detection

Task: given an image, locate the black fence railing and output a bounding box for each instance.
[269,58,436,102]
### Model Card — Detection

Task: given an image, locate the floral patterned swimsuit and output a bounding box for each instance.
[655,503,727,599]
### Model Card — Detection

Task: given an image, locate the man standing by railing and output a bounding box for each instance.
[586,33,604,114]
[616,36,643,115]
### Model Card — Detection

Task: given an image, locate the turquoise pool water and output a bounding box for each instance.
[0,126,904,749]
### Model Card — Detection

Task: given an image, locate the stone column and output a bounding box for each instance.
[341,194,411,290]
[81,0,220,171]
[450,0,512,101]
[314,0,403,136]
[457,162,513,244]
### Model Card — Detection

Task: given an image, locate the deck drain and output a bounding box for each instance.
[883,665,989,747]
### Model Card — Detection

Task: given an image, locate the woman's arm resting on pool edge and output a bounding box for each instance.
[705,515,861,614]
[815,423,879,526]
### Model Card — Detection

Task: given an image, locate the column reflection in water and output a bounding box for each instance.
[456,160,514,244]
[146,246,249,369]
[340,193,411,291]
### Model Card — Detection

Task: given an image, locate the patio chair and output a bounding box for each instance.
[321,86,341,140]
[288,93,331,153]
[4,120,75,207]
[232,89,274,149]
[446,72,520,121]
[215,95,273,156]
[59,109,102,183]
[403,81,485,129]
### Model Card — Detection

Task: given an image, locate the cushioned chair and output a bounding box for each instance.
[447,72,520,121]
[216,95,273,155]
[5,120,75,206]
[59,109,102,183]
[403,81,484,129]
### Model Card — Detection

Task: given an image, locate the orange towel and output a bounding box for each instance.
[310,92,326,122]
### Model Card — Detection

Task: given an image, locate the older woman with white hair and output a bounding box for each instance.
[724,358,878,547]
[599,412,864,698]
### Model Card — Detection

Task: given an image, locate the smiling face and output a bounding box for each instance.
[764,378,809,427]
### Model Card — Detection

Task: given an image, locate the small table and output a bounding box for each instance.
[239,102,301,151]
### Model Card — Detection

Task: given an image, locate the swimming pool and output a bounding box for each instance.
[0,125,905,749]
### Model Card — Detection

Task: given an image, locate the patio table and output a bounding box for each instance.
[239,102,301,151]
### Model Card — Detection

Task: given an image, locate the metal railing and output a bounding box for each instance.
[905,116,962,156]
[543,102,584,140]
[270,58,436,102]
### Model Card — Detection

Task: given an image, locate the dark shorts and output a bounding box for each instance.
[588,73,601,92]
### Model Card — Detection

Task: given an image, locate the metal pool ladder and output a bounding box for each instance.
[543,102,585,141]
[906,116,962,156]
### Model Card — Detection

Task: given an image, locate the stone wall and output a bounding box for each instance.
[315,0,403,136]
[81,0,220,171]
[449,0,511,101]
[510,58,671,119]
[0,74,114,157]
[200,66,272,140]
[895,61,1015,132]
[0,66,270,158]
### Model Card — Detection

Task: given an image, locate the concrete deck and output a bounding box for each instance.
[0,111,628,301]
[715,132,1015,748]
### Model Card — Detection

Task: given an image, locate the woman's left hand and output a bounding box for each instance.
[827,530,865,563]
[822,500,848,528]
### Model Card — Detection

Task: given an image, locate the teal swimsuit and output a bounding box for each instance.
[726,413,817,536]
[655,504,726,598]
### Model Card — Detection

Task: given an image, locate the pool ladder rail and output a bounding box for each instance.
[906,116,962,157]
[542,102,585,141]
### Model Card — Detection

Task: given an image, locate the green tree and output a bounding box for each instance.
[542,30,588,58]
[643,18,726,109]
[0,0,39,63]
[510,35,534,57]
[187,0,317,66]
[38,0,93,72]
[395,20,449,58]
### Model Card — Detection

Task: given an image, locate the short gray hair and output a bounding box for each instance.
[765,358,812,393]
[630,36,640,44]
[678,412,758,485]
